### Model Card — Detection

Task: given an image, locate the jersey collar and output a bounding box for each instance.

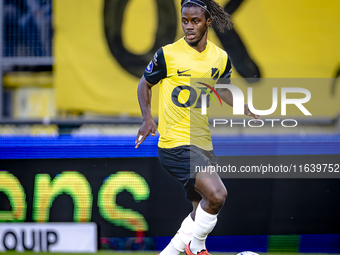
[181,37,210,59]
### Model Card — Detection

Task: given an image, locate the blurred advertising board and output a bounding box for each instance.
[0,135,339,239]
[0,223,97,253]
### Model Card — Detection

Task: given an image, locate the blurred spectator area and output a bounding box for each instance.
[3,68,53,118]
[1,0,53,119]
[3,0,52,57]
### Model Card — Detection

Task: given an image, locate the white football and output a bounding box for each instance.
[237,252,260,255]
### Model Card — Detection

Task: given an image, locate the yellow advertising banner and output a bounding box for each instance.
[54,0,340,117]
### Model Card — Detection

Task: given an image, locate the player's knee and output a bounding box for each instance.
[208,188,227,213]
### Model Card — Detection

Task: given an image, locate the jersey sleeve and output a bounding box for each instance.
[143,48,167,85]
[219,57,232,83]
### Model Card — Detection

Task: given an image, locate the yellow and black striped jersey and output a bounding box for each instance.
[144,37,231,150]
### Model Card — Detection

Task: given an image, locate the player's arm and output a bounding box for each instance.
[216,57,260,122]
[218,88,233,106]
[135,48,167,148]
[218,87,260,122]
[216,57,234,106]
[135,77,157,148]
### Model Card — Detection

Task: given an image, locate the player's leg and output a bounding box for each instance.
[191,200,199,220]
[160,199,200,255]
[195,170,227,214]
[158,146,201,255]
[188,171,228,254]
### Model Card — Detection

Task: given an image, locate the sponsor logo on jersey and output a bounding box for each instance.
[152,52,159,66]
[177,69,191,76]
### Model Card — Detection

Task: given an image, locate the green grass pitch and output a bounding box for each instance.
[1,252,337,255]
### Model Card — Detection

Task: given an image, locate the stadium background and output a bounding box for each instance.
[0,0,340,253]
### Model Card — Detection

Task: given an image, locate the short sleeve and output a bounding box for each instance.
[143,48,167,85]
[219,57,232,83]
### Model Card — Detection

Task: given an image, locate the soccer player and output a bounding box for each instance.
[135,0,259,255]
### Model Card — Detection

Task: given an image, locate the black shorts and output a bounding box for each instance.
[158,145,218,201]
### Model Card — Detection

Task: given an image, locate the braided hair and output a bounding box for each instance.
[181,0,233,32]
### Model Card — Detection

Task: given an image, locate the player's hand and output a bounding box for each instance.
[135,118,157,149]
[244,103,260,123]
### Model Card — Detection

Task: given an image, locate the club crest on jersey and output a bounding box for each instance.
[211,68,219,80]
[146,60,153,73]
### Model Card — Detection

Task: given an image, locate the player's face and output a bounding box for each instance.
[181,7,212,46]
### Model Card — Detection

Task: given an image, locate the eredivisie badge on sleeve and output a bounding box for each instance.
[145,60,153,73]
